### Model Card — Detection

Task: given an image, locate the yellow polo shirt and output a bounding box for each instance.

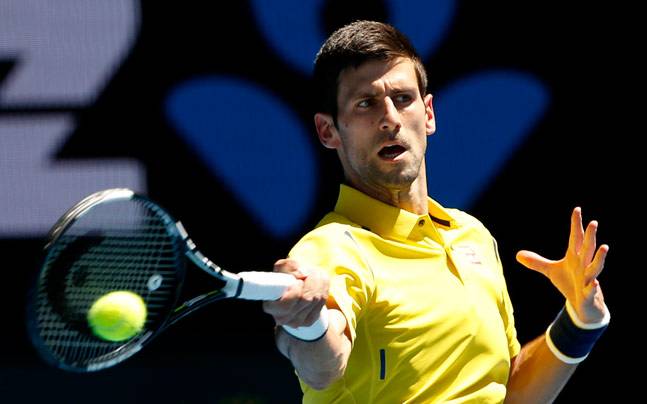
[289,185,520,403]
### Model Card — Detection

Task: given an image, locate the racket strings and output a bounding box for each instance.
[32,198,184,369]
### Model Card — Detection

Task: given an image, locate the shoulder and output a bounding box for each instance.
[447,208,494,237]
[290,212,361,259]
[289,212,374,282]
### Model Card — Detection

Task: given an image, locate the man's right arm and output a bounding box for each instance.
[275,308,351,389]
[263,259,352,390]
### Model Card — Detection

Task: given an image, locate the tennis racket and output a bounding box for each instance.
[26,188,327,372]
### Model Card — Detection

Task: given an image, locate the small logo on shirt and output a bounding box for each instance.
[452,244,482,265]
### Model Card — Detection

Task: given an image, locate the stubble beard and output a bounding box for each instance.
[364,153,422,190]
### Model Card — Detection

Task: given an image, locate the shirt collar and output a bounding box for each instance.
[334,184,456,239]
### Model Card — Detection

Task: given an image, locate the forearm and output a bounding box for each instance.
[275,308,351,390]
[504,335,577,404]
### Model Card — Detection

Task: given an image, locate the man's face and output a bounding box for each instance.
[316,58,435,196]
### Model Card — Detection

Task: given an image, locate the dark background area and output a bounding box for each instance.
[1,1,634,402]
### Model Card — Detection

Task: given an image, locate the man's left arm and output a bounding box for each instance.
[504,207,610,403]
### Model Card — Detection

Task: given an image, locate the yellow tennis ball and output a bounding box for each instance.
[87,291,147,342]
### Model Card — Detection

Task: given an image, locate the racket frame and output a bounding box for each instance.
[27,188,327,372]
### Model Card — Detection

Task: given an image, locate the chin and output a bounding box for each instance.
[378,171,419,188]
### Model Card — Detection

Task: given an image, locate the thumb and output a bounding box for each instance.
[516,250,552,276]
[273,258,308,280]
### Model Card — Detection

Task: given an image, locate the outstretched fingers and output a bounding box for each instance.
[516,250,556,277]
[584,244,609,286]
[568,207,584,255]
[581,220,598,265]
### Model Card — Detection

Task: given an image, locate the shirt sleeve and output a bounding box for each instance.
[288,224,374,344]
[501,279,521,359]
[492,237,521,359]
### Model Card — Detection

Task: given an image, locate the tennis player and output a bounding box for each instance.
[263,20,610,403]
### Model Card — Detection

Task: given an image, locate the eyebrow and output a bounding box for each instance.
[351,90,379,100]
[348,85,417,101]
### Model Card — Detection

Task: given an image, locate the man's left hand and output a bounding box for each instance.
[516,207,609,323]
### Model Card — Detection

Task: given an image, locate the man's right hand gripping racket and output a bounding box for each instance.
[26,188,328,372]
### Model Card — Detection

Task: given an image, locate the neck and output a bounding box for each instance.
[346,170,429,216]
[386,181,428,215]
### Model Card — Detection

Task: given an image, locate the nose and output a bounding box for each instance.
[380,97,401,133]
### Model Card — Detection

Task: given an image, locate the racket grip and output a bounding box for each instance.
[237,271,329,341]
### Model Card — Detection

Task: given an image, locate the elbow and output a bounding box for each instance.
[303,353,349,390]
[309,346,350,389]
[303,366,346,390]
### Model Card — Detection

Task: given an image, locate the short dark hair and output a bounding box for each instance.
[313,20,428,123]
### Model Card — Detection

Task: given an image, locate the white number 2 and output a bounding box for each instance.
[0,0,145,236]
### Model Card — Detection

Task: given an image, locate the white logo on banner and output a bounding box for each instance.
[0,0,145,236]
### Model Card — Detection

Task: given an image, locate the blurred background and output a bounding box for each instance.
[1,1,633,402]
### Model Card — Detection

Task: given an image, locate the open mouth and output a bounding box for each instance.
[378,145,406,160]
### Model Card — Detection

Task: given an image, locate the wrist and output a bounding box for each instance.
[565,300,610,329]
[545,301,610,364]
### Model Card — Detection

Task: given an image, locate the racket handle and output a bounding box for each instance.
[237,271,329,341]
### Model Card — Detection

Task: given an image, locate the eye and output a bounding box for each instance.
[394,93,413,104]
[357,99,373,108]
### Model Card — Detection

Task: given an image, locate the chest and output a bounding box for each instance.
[363,236,505,347]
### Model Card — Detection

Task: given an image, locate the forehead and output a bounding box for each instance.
[337,58,418,99]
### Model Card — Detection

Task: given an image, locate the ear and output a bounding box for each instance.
[424,94,436,136]
[314,113,340,149]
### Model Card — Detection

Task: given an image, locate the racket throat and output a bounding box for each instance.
[176,221,241,297]
[183,247,235,292]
